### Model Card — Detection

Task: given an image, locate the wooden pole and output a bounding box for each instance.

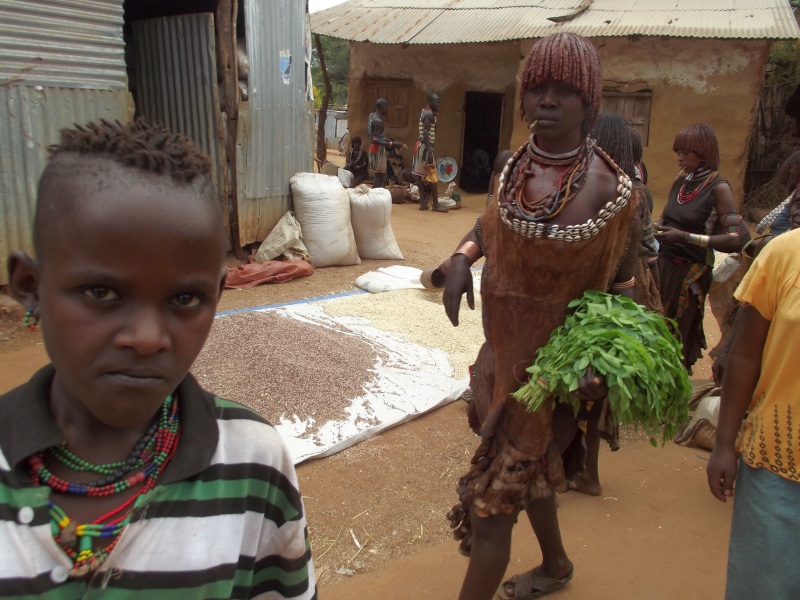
[216,0,243,258]
[314,33,332,169]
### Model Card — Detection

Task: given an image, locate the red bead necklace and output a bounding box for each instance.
[28,395,181,577]
[677,169,718,204]
[501,136,593,223]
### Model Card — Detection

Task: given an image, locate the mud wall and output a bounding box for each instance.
[347,41,521,175]
[349,36,769,216]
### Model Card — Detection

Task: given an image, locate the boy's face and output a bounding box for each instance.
[26,161,226,431]
[352,140,361,151]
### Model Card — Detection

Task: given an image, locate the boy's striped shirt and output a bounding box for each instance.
[0,366,317,599]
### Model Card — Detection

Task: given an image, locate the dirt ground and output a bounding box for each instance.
[0,160,732,599]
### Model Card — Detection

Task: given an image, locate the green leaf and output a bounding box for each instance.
[512,291,690,444]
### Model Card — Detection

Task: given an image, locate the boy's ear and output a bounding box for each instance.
[217,268,227,299]
[7,251,40,308]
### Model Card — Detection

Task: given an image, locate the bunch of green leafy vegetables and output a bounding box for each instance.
[512,290,691,445]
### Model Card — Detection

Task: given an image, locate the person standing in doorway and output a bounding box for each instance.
[367,98,403,189]
[412,93,448,212]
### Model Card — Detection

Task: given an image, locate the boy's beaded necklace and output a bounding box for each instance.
[27,395,180,578]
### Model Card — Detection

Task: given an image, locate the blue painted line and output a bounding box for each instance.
[215,288,368,317]
[215,264,480,318]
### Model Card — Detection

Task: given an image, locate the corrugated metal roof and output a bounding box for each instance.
[0,0,127,89]
[311,0,800,44]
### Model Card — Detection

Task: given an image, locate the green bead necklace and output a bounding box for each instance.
[27,395,181,578]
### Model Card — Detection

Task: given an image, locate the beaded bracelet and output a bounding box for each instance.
[453,241,482,264]
[610,276,636,291]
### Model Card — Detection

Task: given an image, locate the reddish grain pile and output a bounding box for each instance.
[192,311,379,428]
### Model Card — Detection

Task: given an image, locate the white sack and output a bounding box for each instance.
[290,173,360,267]
[338,167,354,189]
[346,185,404,260]
[253,211,309,262]
[355,265,425,293]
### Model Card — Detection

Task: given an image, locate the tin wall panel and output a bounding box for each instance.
[131,14,225,195]
[0,86,131,285]
[322,110,348,149]
[0,0,126,90]
[243,0,314,204]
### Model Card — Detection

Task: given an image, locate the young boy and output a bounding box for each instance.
[0,119,317,598]
[343,135,368,186]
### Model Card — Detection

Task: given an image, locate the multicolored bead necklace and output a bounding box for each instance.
[500,135,594,223]
[677,168,718,204]
[27,395,180,578]
[498,145,633,240]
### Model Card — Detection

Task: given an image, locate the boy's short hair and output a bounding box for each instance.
[351,135,362,145]
[48,118,211,182]
[35,119,217,254]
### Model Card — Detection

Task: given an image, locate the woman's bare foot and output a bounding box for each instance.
[567,472,602,496]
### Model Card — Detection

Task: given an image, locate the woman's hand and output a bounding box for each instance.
[706,445,738,502]
[443,254,474,326]
[653,224,686,246]
[575,366,608,401]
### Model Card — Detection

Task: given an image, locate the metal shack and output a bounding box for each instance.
[0,0,314,285]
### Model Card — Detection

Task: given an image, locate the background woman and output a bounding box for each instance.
[654,123,743,373]
[707,189,800,599]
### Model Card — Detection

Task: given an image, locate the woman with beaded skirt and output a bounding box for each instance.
[654,123,744,374]
[437,33,641,600]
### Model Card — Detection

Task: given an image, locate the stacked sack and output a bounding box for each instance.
[289,174,403,266]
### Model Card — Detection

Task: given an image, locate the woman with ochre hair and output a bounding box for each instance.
[438,32,641,600]
[654,123,744,374]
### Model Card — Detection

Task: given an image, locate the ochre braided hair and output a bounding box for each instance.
[777,150,800,192]
[49,118,211,183]
[672,123,720,171]
[519,32,603,134]
[592,113,637,177]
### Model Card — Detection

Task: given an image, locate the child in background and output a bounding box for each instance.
[344,135,369,186]
[0,119,317,598]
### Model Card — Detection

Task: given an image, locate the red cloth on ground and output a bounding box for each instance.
[224,259,314,289]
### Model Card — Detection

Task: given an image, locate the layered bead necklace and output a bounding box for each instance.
[28,395,180,578]
[677,168,718,204]
[500,135,594,223]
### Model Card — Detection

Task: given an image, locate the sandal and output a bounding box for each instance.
[497,567,574,599]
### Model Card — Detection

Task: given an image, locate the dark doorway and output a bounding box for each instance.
[460,91,503,194]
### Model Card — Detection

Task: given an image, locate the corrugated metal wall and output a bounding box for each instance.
[131,14,225,197]
[0,0,130,285]
[0,0,127,89]
[239,0,314,243]
[131,13,227,195]
[322,110,349,150]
